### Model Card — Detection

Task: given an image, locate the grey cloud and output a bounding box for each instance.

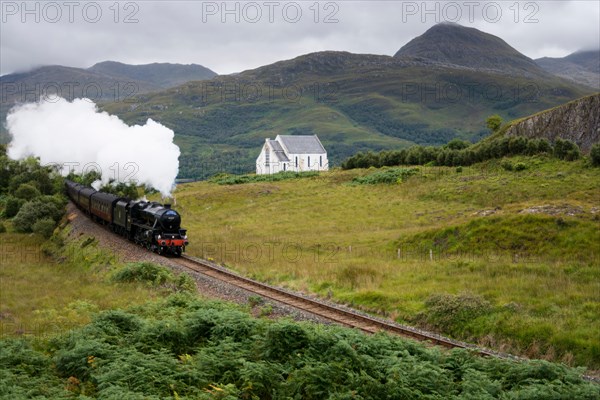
[1,1,598,76]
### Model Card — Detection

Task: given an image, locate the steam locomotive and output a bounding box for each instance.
[65,180,188,256]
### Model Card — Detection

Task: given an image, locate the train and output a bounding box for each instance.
[65,180,188,256]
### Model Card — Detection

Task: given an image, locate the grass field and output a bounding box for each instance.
[171,155,600,368]
[0,231,168,340]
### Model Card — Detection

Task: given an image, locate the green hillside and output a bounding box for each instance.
[103,50,593,179]
[171,155,600,368]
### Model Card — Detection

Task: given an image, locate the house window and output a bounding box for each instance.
[283,163,286,171]
[320,156,322,167]
[295,157,298,167]
[308,156,311,167]
[265,148,270,166]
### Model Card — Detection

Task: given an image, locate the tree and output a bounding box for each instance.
[99,182,139,199]
[591,144,600,167]
[537,138,552,154]
[508,136,528,155]
[406,146,424,165]
[553,139,581,161]
[446,139,471,150]
[486,115,503,133]
[0,154,17,194]
[4,197,25,218]
[67,170,101,187]
[15,183,41,201]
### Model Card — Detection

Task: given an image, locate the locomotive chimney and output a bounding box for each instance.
[164,204,171,209]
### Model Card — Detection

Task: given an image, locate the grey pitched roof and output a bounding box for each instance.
[268,140,290,162]
[278,135,326,154]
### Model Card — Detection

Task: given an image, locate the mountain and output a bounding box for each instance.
[0,64,160,102]
[394,22,544,76]
[0,61,217,142]
[88,61,217,89]
[536,50,600,89]
[101,26,594,179]
[503,93,599,152]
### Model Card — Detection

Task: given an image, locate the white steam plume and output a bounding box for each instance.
[6,97,180,197]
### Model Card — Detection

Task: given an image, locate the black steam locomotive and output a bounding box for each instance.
[65,180,188,255]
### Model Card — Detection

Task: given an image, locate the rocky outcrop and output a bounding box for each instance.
[504,94,600,153]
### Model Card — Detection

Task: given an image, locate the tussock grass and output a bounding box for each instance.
[0,231,172,339]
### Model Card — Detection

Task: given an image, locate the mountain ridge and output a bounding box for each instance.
[0,61,218,142]
[535,50,600,89]
[88,61,217,88]
[0,61,217,103]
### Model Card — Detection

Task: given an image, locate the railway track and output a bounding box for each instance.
[176,254,502,358]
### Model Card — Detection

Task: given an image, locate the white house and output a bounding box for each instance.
[256,135,329,175]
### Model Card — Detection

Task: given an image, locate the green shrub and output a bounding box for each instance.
[508,136,528,155]
[2,296,599,398]
[352,167,419,185]
[420,292,492,336]
[554,138,581,160]
[175,273,197,293]
[248,295,264,307]
[446,139,471,150]
[93,310,143,334]
[501,159,514,171]
[184,309,220,344]
[0,221,6,233]
[112,262,174,286]
[513,162,528,171]
[486,114,503,132]
[112,262,196,293]
[32,218,56,238]
[264,321,310,361]
[590,143,600,167]
[53,339,113,380]
[135,320,189,355]
[4,196,25,218]
[12,200,62,233]
[340,136,583,171]
[0,339,51,376]
[14,183,41,201]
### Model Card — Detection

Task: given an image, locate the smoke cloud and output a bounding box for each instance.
[6,97,180,197]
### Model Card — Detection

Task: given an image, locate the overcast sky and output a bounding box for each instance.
[1,0,599,76]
